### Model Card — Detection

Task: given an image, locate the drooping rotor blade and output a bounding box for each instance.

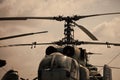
[77,41,120,46]
[0,31,48,41]
[72,21,98,40]
[0,17,56,21]
[77,12,120,20]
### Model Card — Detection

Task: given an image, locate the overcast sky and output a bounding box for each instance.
[0,0,120,80]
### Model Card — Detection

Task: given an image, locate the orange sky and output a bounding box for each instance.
[0,0,120,80]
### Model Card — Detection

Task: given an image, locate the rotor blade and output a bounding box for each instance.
[0,17,56,21]
[0,31,48,40]
[76,41,120,46]
[95,65,120,69]
[0,43,32,47]
[87,52,102,55]
[0,42,55,48]
[72,21,98,40]
[1,12,120,21]
[78,12,120,19]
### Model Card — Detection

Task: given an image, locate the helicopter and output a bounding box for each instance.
[0,12,120,80]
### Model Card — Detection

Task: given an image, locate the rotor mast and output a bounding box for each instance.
[61,17,75,45]
[64,17,74,44]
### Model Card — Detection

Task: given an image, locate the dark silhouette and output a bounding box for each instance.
[0,59,6,67]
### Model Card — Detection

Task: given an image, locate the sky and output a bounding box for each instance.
[0,0,120,80]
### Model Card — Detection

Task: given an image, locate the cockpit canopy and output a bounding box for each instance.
[40,53,75,70]
[38,53,79,80]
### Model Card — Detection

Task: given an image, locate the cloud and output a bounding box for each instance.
[0,0,4,4]
[94,17,120,42]
[0,0,98,16]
